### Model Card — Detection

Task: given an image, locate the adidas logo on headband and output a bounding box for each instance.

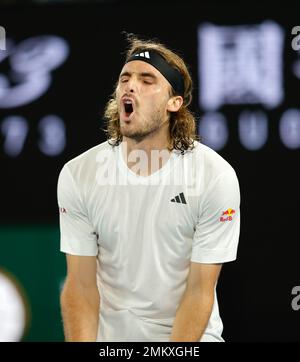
[134,51,150,59]
[126,50,184,96]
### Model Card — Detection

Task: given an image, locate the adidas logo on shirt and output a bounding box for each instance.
[170,192,187,204]
[134,51,150,59]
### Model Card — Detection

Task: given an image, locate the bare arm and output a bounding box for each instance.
[170,263,222,342]
[60,254,100,341]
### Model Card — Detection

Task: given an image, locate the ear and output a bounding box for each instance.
[167,96,183,112]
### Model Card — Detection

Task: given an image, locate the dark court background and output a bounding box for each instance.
[0,0,299,342]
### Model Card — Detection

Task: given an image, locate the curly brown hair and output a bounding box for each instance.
[104,34,199,154]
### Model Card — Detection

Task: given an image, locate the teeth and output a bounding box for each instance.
[124,100,132,104]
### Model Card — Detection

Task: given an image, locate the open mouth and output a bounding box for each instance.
[123,100,134,117]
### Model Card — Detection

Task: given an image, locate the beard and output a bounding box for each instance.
[120,107,168,143]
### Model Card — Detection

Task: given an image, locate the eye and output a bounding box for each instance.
[143,79,153,85]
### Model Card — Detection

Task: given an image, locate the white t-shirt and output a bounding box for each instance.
[57,140,240,342]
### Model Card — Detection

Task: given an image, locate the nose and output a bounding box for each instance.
[124,76,137,93]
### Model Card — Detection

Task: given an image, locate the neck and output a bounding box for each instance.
[122,123,172,176]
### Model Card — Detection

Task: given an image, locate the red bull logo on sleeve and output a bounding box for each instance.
[220,208,235,222]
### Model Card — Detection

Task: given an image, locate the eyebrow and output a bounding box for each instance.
[140,72,157,79]
[119,71,131,78]
[119,71,157,80]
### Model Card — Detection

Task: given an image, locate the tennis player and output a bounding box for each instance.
[57,34,240,342]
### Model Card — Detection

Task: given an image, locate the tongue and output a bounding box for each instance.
[124,103,134,117]
[125,109,133,118]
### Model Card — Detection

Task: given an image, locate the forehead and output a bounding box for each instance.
[120,60,165,81]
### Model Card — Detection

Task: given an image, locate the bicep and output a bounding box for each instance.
[58,165,98,256]
[192,168,240,264]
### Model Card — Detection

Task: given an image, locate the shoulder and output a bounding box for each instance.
[66,140,112,169]
[180,141,239,199]
[58,140,117,193]
[63,140,114,176]
[188,143,240,215]
[191,141,237,181]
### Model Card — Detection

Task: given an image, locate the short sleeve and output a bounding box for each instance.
[191,168,241,264]
[57,164,98,256]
